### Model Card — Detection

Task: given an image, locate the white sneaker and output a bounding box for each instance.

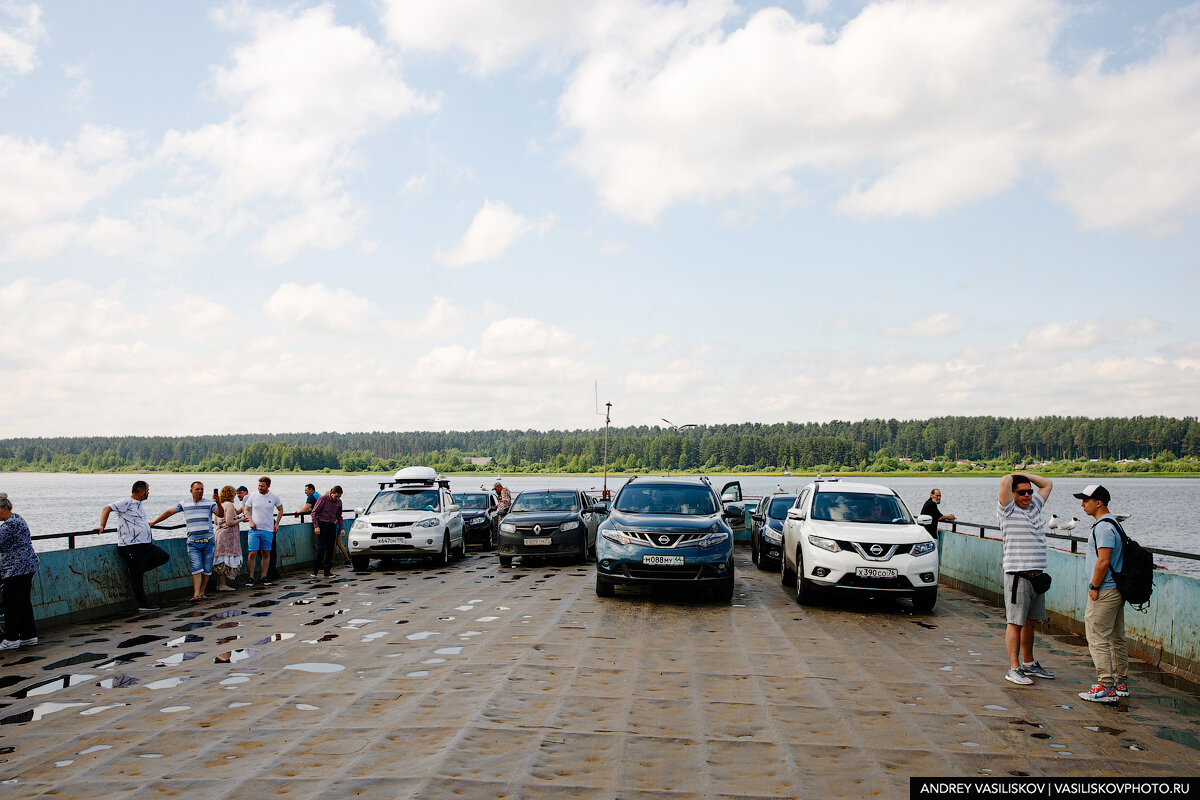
[1005,668,1033,685]
[0,639,21,650]
[18,637,37,647]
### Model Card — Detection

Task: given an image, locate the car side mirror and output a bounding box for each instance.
[751,513,763,522]
[587,505,609,515]
[786,508,805,521]
[354,508,364,516]
[723,504,743,517]
[915,514,933,527]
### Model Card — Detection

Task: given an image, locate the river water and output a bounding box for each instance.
[1,471,1196,574]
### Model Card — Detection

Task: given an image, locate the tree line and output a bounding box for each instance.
[1,415,1197,474]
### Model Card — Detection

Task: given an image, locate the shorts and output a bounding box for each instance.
[1004,571,1046,625]
[248,529,274,552]
[187,538,215,575]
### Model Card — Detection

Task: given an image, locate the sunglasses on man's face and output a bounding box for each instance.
[1015,489,1034,496]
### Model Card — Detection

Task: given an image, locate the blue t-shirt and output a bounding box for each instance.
[1086,514,1124,591]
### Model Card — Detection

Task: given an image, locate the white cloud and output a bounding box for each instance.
[884,312,967,338]
[263,283,467,341]
[377,0,594,74]
[0,1,45,79]
[1023,317,1168,350]
[152,3,438,263]
[436,200,550,268]
[0,126,136,259]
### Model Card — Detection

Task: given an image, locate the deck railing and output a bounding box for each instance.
[945,519,1200,563]
[30,510,358,550]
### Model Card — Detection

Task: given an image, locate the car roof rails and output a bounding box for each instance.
[377,474,451,491]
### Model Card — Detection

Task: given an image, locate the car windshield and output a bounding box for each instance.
[811,492,912,524]
[510,491,579,513]
[614,484,718,516]
[456,493,490,510]
[367,489,440,513]
[767,497,795,520]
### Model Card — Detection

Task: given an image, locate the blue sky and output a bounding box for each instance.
[1,0,1198,437]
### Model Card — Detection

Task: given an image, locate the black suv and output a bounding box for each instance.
[455,491,499,550]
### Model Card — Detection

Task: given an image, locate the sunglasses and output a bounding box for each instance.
[1015,489,1034,496]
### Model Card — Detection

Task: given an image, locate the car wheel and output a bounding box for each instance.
[794,547,814,605]
[780,553,796,587]
[433,535,450,567]
[350,555,370,572]
[454,534,466,560]
[487,525,497,551]
[596,573,615,597]
[499,555,512,567]
[912,588,937,613]
[577,535,590,564]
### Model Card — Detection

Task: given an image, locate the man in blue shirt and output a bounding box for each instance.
[1076,484,1128,703]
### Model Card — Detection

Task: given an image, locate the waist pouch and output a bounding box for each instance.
[1009,571,1051,602]
[188,536,214,545]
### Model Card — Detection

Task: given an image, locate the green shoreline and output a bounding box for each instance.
[3,468,1197,479]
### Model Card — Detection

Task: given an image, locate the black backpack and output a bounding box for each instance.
[1091,517,1154,612]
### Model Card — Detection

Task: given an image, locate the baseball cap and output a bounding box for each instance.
[237,485,249,492]
[1072,484,1110,503]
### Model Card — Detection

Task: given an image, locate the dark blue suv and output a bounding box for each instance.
[594,476,741,603]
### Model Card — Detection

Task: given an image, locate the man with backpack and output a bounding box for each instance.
[1076,484,1129,703]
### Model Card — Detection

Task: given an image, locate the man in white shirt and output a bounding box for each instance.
[244,476,283,587]
[97,481,170,612]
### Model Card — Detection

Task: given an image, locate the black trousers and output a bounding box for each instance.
[314,522,337,574]
[1,572,37,641]
[118,542,170,604]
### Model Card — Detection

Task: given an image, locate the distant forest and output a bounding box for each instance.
[2,415,1198,475]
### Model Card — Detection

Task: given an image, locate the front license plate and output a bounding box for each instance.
[643,555,684,566]
[376,537,405,545]
[856,567,897,579]
[523,537,552,546]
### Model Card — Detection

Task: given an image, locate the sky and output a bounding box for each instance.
[1,0,1198,438]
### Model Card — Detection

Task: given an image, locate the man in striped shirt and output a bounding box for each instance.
[998,473,1055,686]
[151,481,219,600]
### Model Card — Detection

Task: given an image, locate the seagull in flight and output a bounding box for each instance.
[662,418,698,432]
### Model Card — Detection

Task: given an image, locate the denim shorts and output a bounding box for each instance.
[248,529,274,552]
[187,538,215,575]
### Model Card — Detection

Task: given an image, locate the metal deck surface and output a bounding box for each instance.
[2,551,1198,799]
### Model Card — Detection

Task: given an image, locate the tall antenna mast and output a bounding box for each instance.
[595,382,612,500]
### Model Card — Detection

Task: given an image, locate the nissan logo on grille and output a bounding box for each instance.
[658,535,670,545]
[869,544,884,556]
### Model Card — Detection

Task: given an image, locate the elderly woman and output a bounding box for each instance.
[0,493,40,650]
[212,485,244,591]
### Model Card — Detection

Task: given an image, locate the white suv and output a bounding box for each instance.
[780,479,938,611]
[348,467,464,570]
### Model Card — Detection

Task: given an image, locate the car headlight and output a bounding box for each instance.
[500,522,516,533]
[696,530,730,548]
[762,529,782,544]
[560,520,581,532]
[601,528,636,546]
[911,540,937,557]
[351,519,367,532]
[808,535,839,553]
[414,517,439,528]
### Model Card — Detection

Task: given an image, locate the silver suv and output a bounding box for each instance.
[348,467,464,570]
